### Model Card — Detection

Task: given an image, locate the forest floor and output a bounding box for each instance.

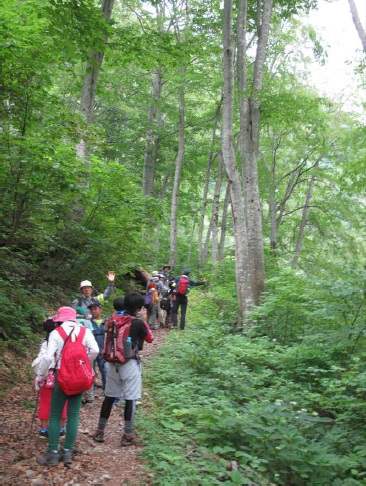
[0,328,168,485]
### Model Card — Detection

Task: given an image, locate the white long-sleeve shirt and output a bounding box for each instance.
[37,320,99,379]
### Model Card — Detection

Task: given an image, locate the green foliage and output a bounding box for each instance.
[247,266,366,348]
[141,294,366,485]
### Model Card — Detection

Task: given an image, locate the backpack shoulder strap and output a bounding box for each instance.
[56,327,68,341]
[77,326,87,341]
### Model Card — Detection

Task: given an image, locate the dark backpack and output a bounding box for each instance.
[56,327,94,395]
[159,297,170,310]
[176,276,190,295]
[143,292,153,309]
[103,314,136,364]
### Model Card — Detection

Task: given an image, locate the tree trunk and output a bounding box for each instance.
[267,135,282,253]
[211,154,224,264]
[74,0,115,222]
[218,182,230,262]
[80,0,114,124]
[292,157,321,268]
[222,0,254,323]
[348,0,366,53]
[198,98,222,266]
[143,70,163,197]
[237,0,272,304]
[203,219,213,266]
[169,66,185,268]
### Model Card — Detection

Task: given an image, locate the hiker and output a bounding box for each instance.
[71,271,116,316]
[157,273,168,327]
[36,307,99,467]
[160,264,171,284]
[75,307,96,404]
[89,301,108,392]
[75,307,93,331]
[92,292,154,447]
[32,318,67,439]
[144,287,159,330]
[171,269,207,330]
[146,270,159,291]
[161,277,175,328]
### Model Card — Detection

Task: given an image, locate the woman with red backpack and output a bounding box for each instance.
[35,307,99,467]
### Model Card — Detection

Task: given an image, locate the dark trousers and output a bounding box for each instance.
[172,294,188,330]
[94,353,107,390]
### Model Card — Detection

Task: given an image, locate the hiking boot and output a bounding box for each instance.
[36,450,60,467]
[39,429,48,439]
[62,448,73,467]
[92,429,105,443]
[82,396,94,405]
[120,433,141,447]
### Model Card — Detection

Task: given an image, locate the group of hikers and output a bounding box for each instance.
[32,267,206,467]
[144,265,206,331]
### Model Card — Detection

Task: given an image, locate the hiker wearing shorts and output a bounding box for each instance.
[92,292,154,447]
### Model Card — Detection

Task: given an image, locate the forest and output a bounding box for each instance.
[1,0,365,484]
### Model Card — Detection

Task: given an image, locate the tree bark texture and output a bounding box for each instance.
[198,98,222,266]
[222,0,254,322]
[143,70,163,197]
[211,154,224,264]
[169,66,186,268]
[74,0,115,222]
[237,0,272,304]
[348,0,366,53]
[218,182,231,262]
[80,0,115,124]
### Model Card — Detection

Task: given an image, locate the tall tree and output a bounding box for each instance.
[169,0,190,267]
[222,0,254,321]
[198,98,222,266]
[347,0,366,53]
[75,0,115,221]
[236,0,273,304]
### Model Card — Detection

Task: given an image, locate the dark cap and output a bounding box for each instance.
[88,299,102,309]
[183,268,190,276]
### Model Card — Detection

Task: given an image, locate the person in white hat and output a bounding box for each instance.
[71,271,116,316]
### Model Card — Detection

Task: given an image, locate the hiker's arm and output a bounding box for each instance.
[36,331,59,378]
[130,319,150,349]
[190,278,207,287]
[71,298,79,309]
[143,322,154,343]
[97,271,115,303]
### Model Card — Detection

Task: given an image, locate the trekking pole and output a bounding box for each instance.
[29,390,40,440]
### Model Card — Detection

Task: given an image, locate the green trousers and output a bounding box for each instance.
[48,379,82,451]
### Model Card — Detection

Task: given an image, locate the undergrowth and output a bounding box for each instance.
[139,293,366,485]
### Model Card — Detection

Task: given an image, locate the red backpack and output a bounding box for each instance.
[56,326,94,395]
[103,314,135,364]
[176,275,190,295]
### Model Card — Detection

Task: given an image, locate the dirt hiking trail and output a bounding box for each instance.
[0,328,168,485]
